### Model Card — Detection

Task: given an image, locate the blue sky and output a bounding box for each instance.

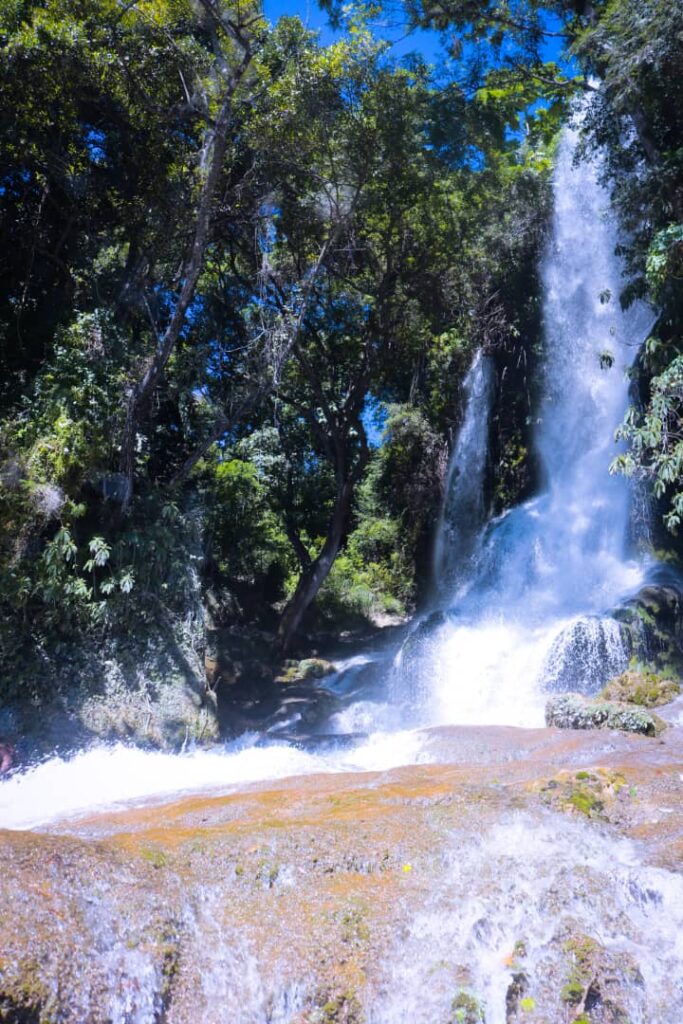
[262,1,568,68]
[263,0,450,63]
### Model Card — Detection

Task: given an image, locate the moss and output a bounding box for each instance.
[311,990,363,1024]
[563,935,598,964]
[539,769,629,822]
[601,667,680,708]
[635,605,657,628]
[560,980,584,1004]
[568,788,602,817]
[334,904,371,947]
[0,957,52,1023]
[450,989,485,1023]
[255,858,280,887]
[546,692,667,736]
[140,845,167,869]
[299,658,335,680]
[560,934,600,1007]
[275,658,335,685]
[519,997,536,1012]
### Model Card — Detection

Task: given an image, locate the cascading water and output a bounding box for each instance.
[433,350,495,595]
[370,813,683,1024]
[0,121,661,828]
[394,122,655,727]
[2,110,682,1024]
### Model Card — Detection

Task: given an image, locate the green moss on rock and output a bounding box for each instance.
[275,657,336,685]
[450,989,485,1023]
[545,693,667,736]
[601,668,680,708]
[310,990,363,1024]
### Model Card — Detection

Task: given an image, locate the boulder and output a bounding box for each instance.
[545,693,666,737]
[601,668,680,708]
[542,616,632,695]
[613,582,683,671]
[274,657,335,685]
[392,610,448,710]
[1,620,219,756]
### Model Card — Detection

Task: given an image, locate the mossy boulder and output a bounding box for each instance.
[613,583,683,672]
[538,769,627,820]
[299,658,336,680]
[556,929,643,1023]
[601,668,680,708]
[545,693,667,736]
[449,989,485,1024]
[275,657,335,685]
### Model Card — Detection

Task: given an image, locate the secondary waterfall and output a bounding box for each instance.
[433,350,495,595]
[3,121,683,1024]
[0,123,660,827]
[394,123,654,727]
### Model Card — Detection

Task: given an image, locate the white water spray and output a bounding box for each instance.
[371,813,683,1024]
[396,123,654,726]
[433,350,495,594]
[0,731,432,831]
[0,124,657,830]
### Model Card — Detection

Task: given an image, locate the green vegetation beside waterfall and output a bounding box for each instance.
[0,0,681,734]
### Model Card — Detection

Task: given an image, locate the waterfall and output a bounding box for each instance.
[396,122,654,726]
[433,351,495,597]
[0,121,660,826]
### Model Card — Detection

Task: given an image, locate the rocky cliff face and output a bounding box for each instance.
[2,720,683,1024]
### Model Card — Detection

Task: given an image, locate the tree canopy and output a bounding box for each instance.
[0,0,680,676]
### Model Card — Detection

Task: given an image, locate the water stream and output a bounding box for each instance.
[390,123,654,728]
[0,123,659,829]
[1,120,682,1024]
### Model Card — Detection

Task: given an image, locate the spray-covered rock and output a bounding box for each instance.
[601,667,680,707]
[545,692,667,736]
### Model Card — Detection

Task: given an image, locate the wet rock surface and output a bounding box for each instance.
[0,622,217,761]
[542,616,634,695]
[601,667,680,708]
[613,582,683,671]
[1,724,683,1023]
[545,692,668,736]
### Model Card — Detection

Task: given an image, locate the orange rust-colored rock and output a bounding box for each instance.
[1,723,682,1022]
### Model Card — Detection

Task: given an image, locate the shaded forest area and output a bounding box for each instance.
[0,0,681,708]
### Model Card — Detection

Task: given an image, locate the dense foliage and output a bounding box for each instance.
[1,0,679,682]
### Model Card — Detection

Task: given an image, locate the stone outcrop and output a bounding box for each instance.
[2,724,683,1023]
[600,667,680,707]
[545,692,667,736]
[613,581,683,671]
[1,620,219,759]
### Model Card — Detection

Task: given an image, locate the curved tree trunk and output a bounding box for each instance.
[277,479,353,653]
[118,41,254,511]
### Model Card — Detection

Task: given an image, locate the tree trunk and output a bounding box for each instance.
[118,46,253,511]
[277,479,353,653]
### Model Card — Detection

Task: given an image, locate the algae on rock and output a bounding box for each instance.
[601,667,680,708]
[545,693,667,736]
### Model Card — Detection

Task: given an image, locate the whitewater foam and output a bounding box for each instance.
[0,730,432,831]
